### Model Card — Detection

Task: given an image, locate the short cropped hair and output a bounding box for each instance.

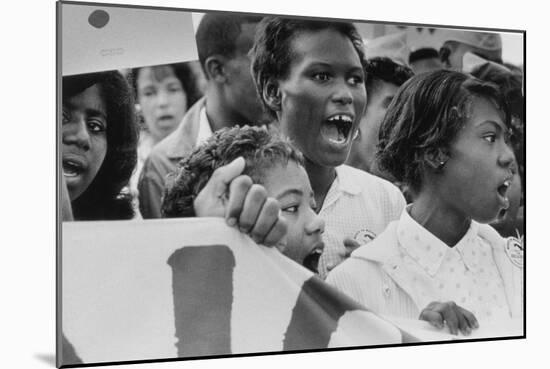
[162,126,304,218]
[63,71,139,220]
[377,70,510,192]
[251,16,366,119]
[364,57,414,96]
[195,13,263,77]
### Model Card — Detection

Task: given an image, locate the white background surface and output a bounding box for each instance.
[0,0,542,368]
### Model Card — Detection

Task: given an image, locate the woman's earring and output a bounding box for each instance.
[438,160,447,170]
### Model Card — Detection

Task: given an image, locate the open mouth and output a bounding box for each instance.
[496,179,511,209]
[63,159,84,178]
[320,114,353,145]
[497,179,511,198]
[302,247,323,273]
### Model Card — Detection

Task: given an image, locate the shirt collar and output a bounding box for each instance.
[334,165,361,195]
[196,105,212,146]
[320,166,361,212]
[165,98,205,159]
[397,207,479,276]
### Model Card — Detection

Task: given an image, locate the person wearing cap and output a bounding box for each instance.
[439,29,502,71]
[408,47,444,74]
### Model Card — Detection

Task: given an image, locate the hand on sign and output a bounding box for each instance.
[419,301,479,336]
[193,157,287,246]
[343,237,361,255]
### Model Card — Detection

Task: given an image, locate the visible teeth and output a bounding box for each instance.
[324,115,353,144]
[63,160,82,177]
[302,247,322,273]
[328,137,345,144]
[63,166,78,177]
[503,180,511,187]
[328,114,352,122]
[321,123,347,144]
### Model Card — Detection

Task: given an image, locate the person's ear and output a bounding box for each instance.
[204,55,228,83]
[262,78,282,112]
[424,148,450,171]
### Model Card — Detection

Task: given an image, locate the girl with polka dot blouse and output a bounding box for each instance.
[327,70,523,336]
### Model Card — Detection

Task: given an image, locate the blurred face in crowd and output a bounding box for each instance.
[136,65,188,142]
[262,161,325,273]
[224,22,267,124]
[348,80,399,173]
[62,84,108,200]
[274,28,367,168]
[429,98,515,224]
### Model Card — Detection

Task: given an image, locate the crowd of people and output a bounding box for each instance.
[61,13,524,341]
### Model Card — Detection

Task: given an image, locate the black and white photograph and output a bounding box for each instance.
[4,0,545,369]
[57,1,526,366]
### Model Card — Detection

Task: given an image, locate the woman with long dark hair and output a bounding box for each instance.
[62,71,138,220]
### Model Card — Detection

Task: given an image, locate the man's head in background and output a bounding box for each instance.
[409,48,443,74]
[347,54,414,174]
[439,30,502,71]
[195,13,267,126]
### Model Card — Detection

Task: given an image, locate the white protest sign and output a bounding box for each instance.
[61,3,198,75]
[61,218,410,366]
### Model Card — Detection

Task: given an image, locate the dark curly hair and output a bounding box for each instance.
[365,57,414,96]
[62,71,138,220]
[129,62,202,114]
[162,126,304,218]
[250,16,367,120]
[377,70,510,192]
